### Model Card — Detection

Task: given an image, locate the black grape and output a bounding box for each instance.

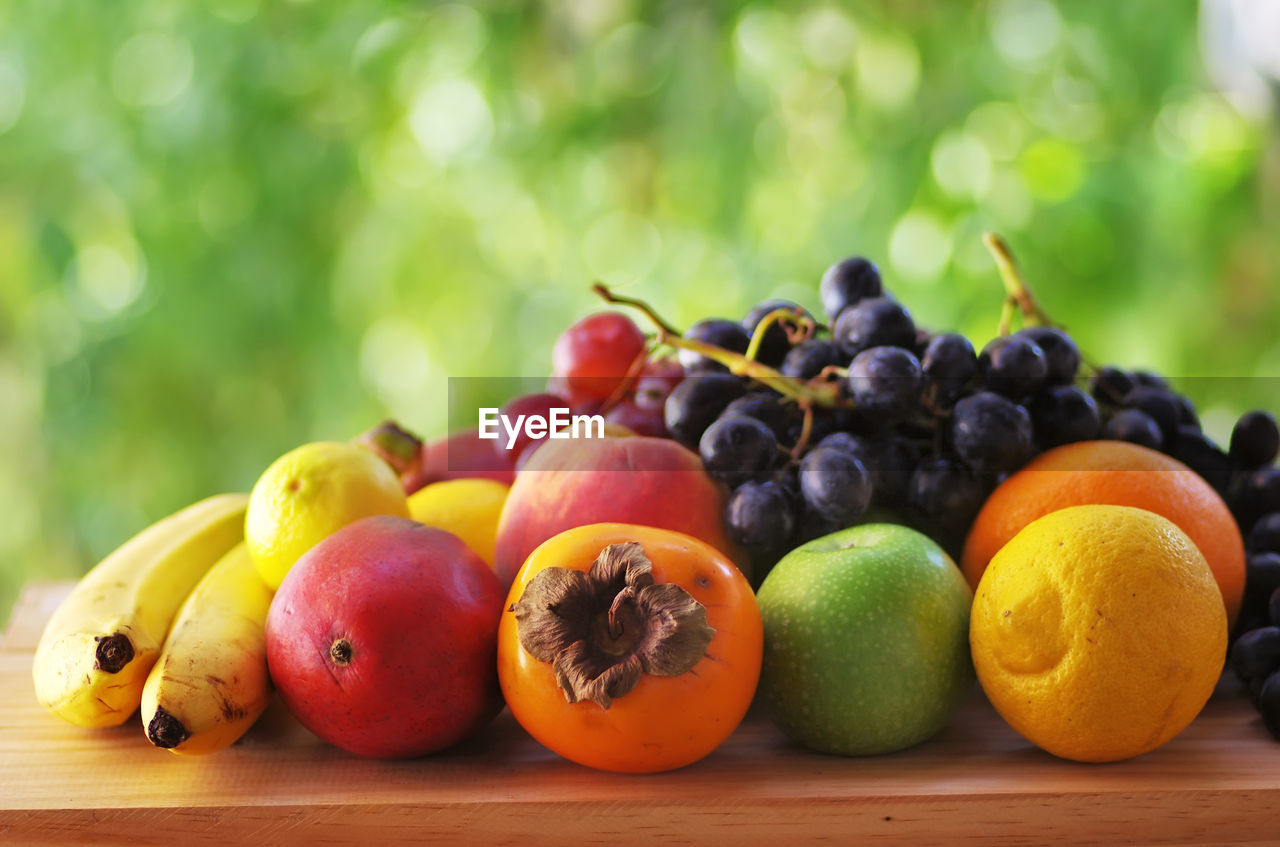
[722,392,800,441]
[699,415,779,486]
[724,480,796,551]
[1173,394,1200,430]
[1103,408,1164,451]
[664,373,745,447]
[1171,426,1231,500]
[1231,626,1280,682]
[1030,384,1102,449]
[845,346,923,420]
[780,339,843,380]
[1232,411,1280,469]
[816,431,915,508]
[816,431,866,456]
[1131,370,1170,389]
[819,256,883,321]
[1259,671,1280,740]
[794,407,858,446]
[1233,469,1280,528]
[832,297,916,357]
[1249,469,1280,516]
[950,391,1035,473]
[798,446,873,524]
[1250,513,1280,554]
[978,335,1048,398]
[1246,554,1280,621]
[1124,386,1181,445]
[1018,326,1080,384]
[920,333,977,411]
[1089,366,1134,405]
[678,318,750,373]
[908,455,985,538]
[743,300,809,367]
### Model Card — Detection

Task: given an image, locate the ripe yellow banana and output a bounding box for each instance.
[32,493,249,728]
[140,542,273,755]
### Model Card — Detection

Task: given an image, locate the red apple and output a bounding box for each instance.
[265,516,505,758]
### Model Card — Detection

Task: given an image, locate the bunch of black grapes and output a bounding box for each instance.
[664,253,1280,738]
[661,261,1252,561]
[666,255,1063,564]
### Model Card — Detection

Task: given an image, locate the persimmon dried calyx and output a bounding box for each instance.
[509,542,715,710]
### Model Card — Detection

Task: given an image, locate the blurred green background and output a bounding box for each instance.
[1,1,1277,623]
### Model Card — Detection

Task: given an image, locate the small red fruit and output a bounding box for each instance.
[551,311,647,403]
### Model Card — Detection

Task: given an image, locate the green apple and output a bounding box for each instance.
[756,522,974,756]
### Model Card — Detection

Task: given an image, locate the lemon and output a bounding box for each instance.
[407,478,509,569]
[246,441,409,590]
[970,504,1227,763]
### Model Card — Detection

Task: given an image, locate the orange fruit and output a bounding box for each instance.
[962,440,1245,624]
[970,504,1227,762]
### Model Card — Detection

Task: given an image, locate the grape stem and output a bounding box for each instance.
[592,283,845,408]
[591,284,682,337]
[743,307,818,362]
[982,233,1101,375]
[983,232,1058,336]
[789,404,815,461]
[597,347,652,414]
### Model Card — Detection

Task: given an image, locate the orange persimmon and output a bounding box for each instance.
[497,522,762,773]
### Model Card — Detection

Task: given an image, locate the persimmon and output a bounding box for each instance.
[497,523,762,773]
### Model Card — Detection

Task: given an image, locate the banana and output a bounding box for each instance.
[32,493,249,728]
[140,542,273,755]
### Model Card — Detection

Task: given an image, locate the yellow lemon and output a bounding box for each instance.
[407,478,509,569]
[970,504,1226,763]
[246,441,409,589]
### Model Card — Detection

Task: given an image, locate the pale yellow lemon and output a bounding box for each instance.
[246,441,409,589]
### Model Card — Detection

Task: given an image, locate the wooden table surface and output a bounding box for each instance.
[3,581,1279,846]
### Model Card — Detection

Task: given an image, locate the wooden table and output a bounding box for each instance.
[3,582,1279,845]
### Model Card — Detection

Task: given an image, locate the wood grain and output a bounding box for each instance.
[3,582,1279,845]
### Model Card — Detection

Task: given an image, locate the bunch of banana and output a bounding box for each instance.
[141,542,273,755]
[32,493,249,728]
